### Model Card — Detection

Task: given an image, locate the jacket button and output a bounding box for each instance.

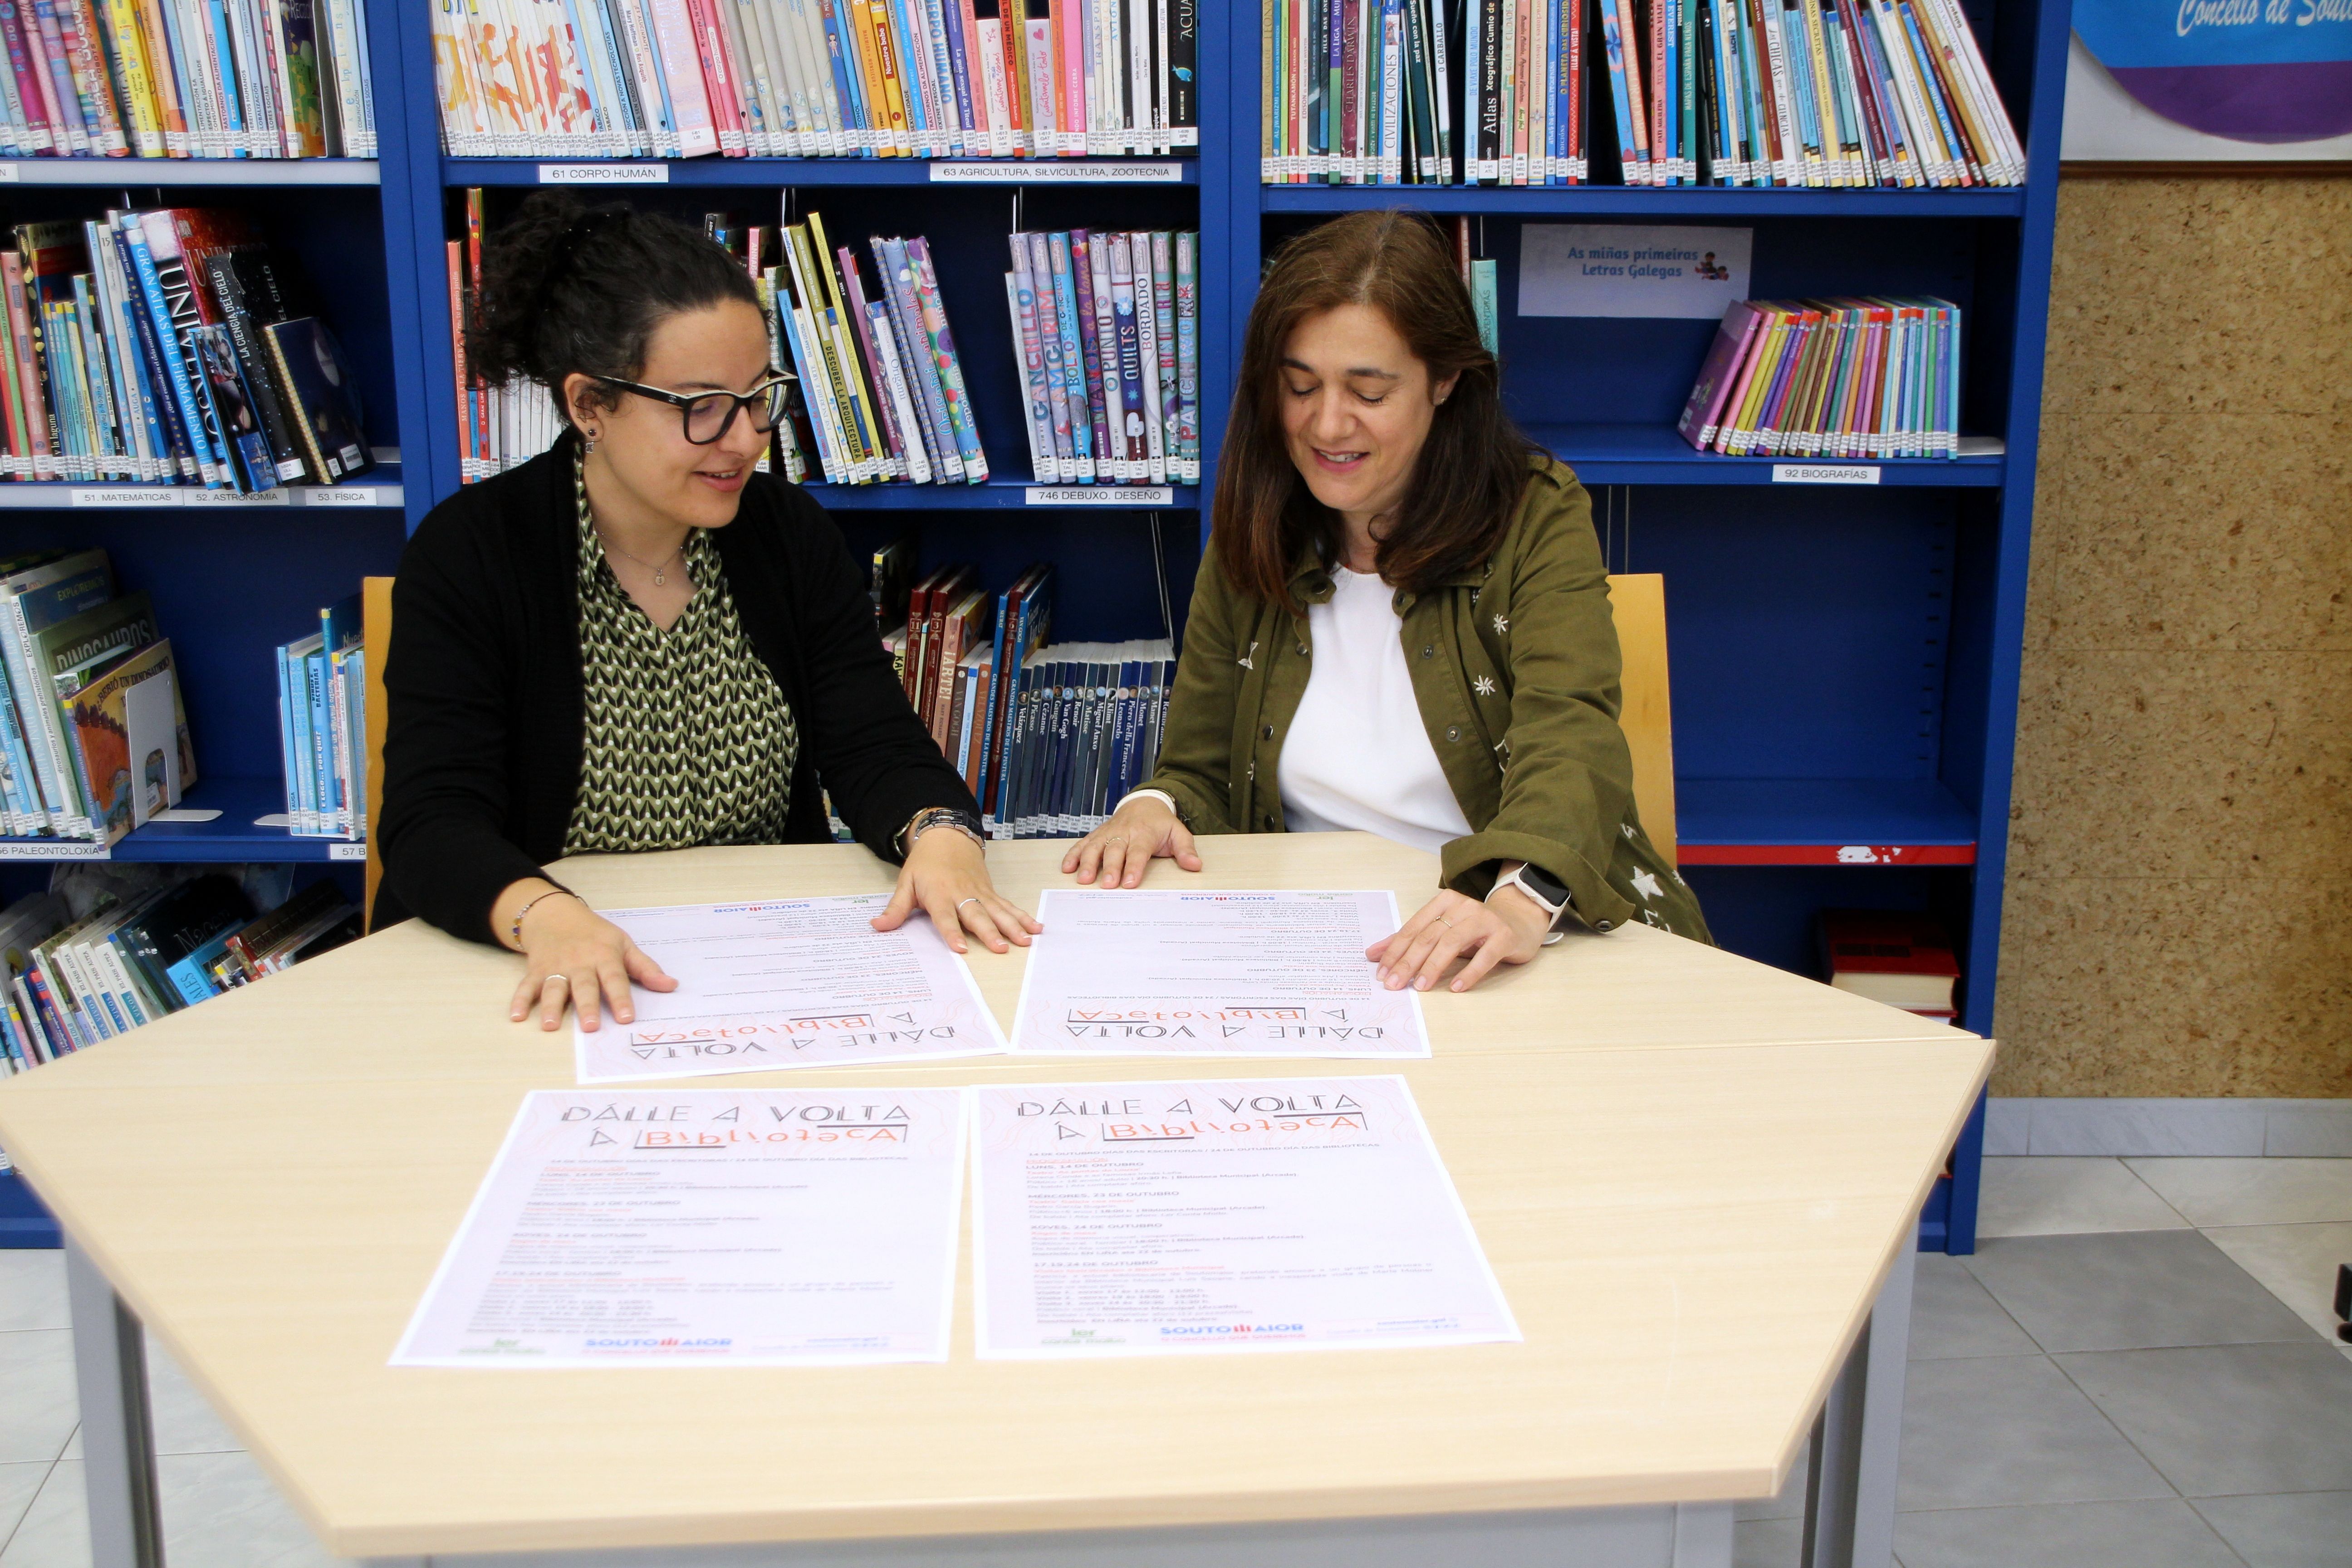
[1595,921,1612,932]
[1262,724,1275,740]
[1421,644,1435,659]
[1298,643,1308,656]
[1262,813,1276,830]
[1445,726,1461,742]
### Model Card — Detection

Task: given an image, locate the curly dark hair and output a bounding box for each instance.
[464,192,763,424]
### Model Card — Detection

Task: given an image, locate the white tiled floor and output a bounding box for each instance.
[4,1160,2349,1567]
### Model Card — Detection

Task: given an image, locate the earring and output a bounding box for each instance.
[582,429,598,454]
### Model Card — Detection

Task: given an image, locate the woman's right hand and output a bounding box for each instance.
[1062,795,1203,888]
[503,887,678,1031]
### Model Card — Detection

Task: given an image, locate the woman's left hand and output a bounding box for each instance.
[1366,886,1551,993]
[871,827,1043,954]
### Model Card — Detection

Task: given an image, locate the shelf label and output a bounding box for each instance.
[70,487,181,507]
[328,842,367,861]
[2,840,109,860]
[0,164,17,182]
[1025,485,1176,506]
[539,163,669,184]
[185,487,291,507]
[932,161,1181,183]
[303,486,380,507]
[1772,464,1881,485]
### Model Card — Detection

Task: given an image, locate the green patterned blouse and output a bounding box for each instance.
[563,456,800,854]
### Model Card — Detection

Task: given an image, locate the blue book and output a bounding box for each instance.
[166,933,235,1008]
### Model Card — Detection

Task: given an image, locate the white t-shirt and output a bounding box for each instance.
[1276,565,1473,853]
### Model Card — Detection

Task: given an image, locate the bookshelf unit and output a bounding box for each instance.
[1228,0,2069,1253]
[2,0,2067,1254]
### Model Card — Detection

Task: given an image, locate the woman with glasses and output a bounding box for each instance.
[377,195,1036,1031]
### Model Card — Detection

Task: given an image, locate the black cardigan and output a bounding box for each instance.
[374,441,977,942]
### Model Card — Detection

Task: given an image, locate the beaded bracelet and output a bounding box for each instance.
[509,887,581,951]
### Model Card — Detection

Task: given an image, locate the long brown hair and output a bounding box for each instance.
[1214,210,1534,609]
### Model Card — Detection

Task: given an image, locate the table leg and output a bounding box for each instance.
[64,1235,166,1568]
[1801,1240,1915,1568]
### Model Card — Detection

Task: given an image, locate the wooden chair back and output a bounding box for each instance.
[362,577,392,931]
[1605,573,1678,867]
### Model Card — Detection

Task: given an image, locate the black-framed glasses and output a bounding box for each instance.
[595,370,796,445]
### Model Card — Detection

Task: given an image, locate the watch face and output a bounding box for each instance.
[1519,865,1570,906]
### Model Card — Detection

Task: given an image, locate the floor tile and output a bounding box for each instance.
[2057,1343,2352,1497]
[2192,1490,2352,1568]
[0,1455,340,1568]
[1977,1157,2191,1237]
[1735,1450,1809,1522]
[0,1254,66,1335]
[146,1337,243,1457]
[0,1461,85,1568]
[1734,1515,1802,1568]
[1911,1253,2038,1359]
[1962,1229,2314,1353]
[2202,1221,2352,1345]
[1896,1354,2174,1512]
[0,1464,47,1554]
[2127,1159,2352,1227]
[0,1333,75,1466]
[1894,1499,2246,1568]
[156,1451,338,1568]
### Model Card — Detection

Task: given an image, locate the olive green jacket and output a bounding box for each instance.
[1141,456,1710,942]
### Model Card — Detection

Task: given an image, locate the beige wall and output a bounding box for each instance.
[1992,175,2352,1098]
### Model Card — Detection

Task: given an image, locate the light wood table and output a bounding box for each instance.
[0,833,1991,1568]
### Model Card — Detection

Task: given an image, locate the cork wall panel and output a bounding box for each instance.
[1993,176,2352,1098]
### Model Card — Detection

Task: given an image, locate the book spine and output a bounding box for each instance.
[1107,233,1150,480]
[873,236,961,480]
[1004,265,1057,480]
[1039,230,1091,480]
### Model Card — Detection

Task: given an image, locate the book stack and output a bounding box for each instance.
[0,874,362,1078]
[0,549,198,847]
[1675,295,1959,459]
[1005,227,1199,484]
[1817,908,1958,1019]
[450,200,987,488]
[1,210,374,490]
[431,0,1196,159]
[993,637,1174,837]
[273,592,365,841]
[0,0,376,159]
[1603,0,2021,187]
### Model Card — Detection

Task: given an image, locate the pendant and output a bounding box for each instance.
[654,570,666,587]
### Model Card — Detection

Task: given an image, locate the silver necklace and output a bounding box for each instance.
[597,531,686,587]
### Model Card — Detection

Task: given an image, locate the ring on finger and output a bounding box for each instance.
[1438,914,1454,928]
[956,897,981,911]
[544,973,569,986]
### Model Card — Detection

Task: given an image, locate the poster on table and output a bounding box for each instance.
[574,896,1008,1084]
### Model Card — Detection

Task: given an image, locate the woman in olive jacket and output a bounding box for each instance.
[1063,210,1708,994]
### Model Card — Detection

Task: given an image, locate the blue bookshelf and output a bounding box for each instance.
[2,0,2068,1256]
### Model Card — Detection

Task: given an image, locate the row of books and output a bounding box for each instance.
[431,0,1196,159]
[2,209,374,489]
[1259,0,2019,188]
[870,549,1172,839]
[451,203,990,488]
[274,593,366,839]
[1602,0,2024,188]
[0,874,360,1082]
[1006,228,1199,485]
[1675,294,1960,458]
[0,0,376,159]
[0,549,197,845]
